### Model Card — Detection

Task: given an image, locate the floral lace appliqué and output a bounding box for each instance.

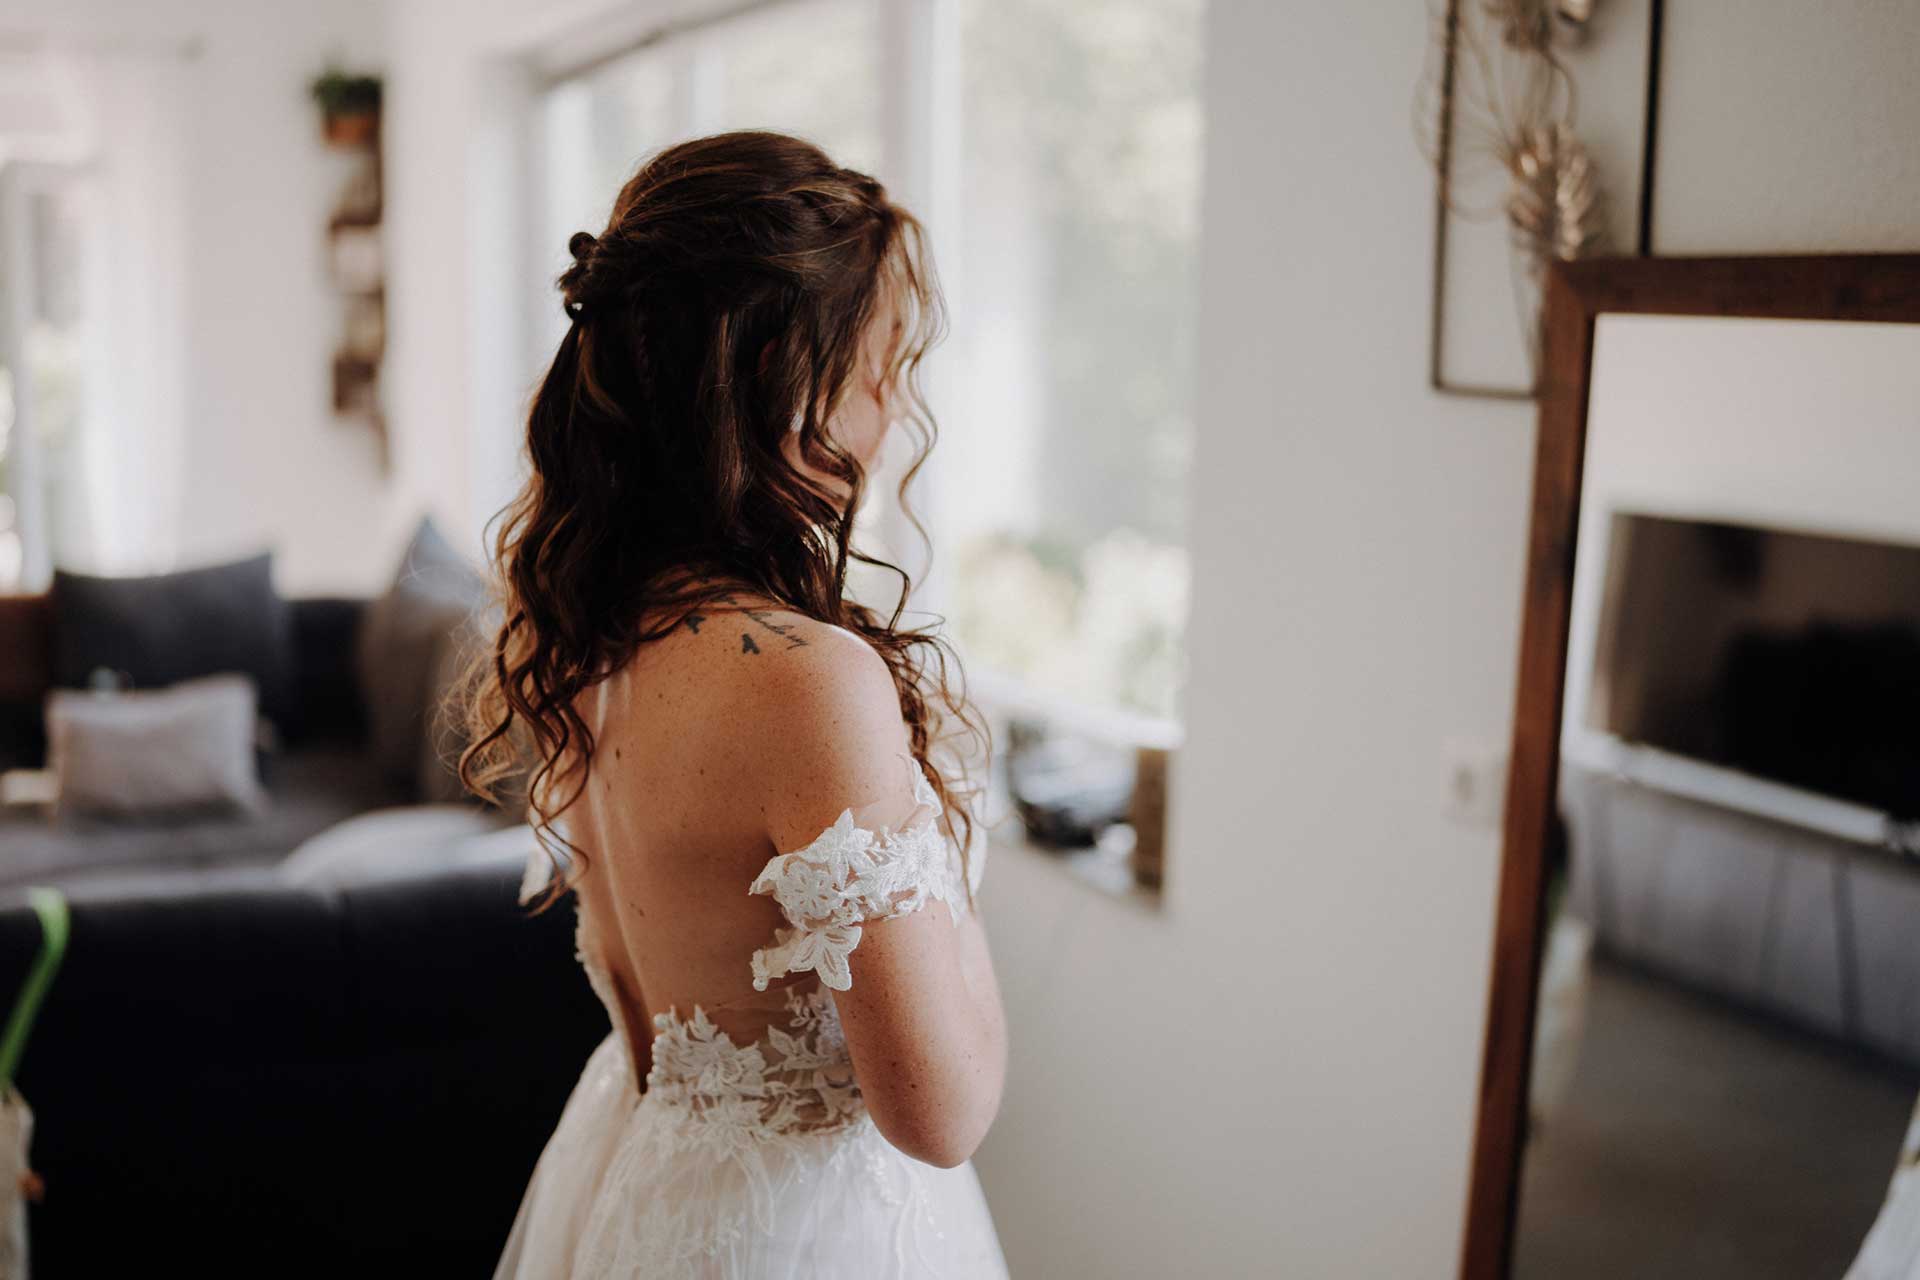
[747,761,967,992]
[646,986,865,1147]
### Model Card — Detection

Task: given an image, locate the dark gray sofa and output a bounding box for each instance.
[0,851,609,1276]
[0,586,611,1273]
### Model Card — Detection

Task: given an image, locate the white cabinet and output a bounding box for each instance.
[1562,764,1920,1065]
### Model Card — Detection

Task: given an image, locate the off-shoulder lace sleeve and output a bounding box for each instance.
[748,757,970,992]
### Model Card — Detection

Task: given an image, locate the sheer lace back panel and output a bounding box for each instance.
[557,755,983,1145]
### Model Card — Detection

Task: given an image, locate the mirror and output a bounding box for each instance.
[1461,256,1920,1280]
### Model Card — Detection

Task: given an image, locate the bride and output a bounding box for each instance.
[459,131,1009,1278]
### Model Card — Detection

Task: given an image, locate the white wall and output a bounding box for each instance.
[382,0,735,565]
[967,5,1532,1272]
[1655,0,1920,254]
[373,2,1920,1275]
[0,0,394,594]
[172,0,391,594]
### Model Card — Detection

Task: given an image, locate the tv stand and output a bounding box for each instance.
[1561,757,1920,1069]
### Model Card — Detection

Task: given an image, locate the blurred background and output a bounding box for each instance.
[0,0,1201,729]
[1,1,1918,1277]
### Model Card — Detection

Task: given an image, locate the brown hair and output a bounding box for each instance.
[459,130,982,908]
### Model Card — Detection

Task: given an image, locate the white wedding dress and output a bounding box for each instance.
[494,759,1009,1279]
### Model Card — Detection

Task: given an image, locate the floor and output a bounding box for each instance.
[1514,955,1919,1279]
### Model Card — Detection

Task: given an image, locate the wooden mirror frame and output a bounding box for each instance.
[1458,252,1920,1280]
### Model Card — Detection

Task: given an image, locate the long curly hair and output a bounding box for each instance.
[459,131,983,910]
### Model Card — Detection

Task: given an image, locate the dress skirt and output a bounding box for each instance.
[495,1035,1010,1279]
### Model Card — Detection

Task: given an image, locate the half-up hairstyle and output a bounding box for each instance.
[459,130,983,910]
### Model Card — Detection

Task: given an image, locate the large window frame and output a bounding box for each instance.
[520,0,1194,761]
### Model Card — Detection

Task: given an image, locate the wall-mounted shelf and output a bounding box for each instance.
[315,86,385,469]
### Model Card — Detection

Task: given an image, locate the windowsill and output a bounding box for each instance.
[959,669,1175,911]
[987,821,1165,912]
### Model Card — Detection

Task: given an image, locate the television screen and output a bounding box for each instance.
[1587,512,1920,818]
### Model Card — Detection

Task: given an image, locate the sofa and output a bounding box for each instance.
[0,855,608,1276]
[0,537,613,1273]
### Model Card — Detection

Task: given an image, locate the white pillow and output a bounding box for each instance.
[46,674,267,817]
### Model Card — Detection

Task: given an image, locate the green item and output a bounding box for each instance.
[0,890,69,1091]
[309,68,382,116]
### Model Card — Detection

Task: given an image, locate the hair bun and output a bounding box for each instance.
[561,232,603,317]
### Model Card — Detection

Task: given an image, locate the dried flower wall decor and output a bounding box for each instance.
[1416,0,1610,397]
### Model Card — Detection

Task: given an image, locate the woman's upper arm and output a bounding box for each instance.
[748,630,1006,1166]
[826,896,1005,1167]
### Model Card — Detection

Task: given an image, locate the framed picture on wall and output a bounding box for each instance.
[1424,0,1657,398]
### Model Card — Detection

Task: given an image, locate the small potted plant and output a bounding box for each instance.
[310,67,382,148]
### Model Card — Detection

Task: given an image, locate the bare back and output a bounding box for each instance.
[548,589,1005,1172]
[561,601,846,1074]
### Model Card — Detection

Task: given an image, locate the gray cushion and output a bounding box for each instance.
[49,552,294,728]
[356,518,487,791]
[46,675,267,817]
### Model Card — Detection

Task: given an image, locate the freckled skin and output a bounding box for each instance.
[563,593,1007,1168]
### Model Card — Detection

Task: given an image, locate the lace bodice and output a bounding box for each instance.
[558,756,983,1150]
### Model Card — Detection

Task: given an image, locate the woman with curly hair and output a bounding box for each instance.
[466,131,1008,1277]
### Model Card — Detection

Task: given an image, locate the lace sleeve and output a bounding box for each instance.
[748,757,970,992]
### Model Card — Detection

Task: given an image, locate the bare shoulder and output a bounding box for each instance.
[659,595,904,749]
[661,597,911,844]
[676,596,850,659]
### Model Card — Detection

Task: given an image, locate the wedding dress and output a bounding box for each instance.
[494,758,1009,1279]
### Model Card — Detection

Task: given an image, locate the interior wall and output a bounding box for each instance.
[1654,0,1920,254]
[382,0,738,567]
[965,4,1532,1273]
[172,0,392,593]
[0,0,394,594]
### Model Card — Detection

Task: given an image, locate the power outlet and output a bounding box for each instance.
[1444,738,1509,829]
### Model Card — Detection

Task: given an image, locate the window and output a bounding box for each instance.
[538,0,883,290]
[0,175,94,591]
[533,0,1204,734]
[941,0,1202,727]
